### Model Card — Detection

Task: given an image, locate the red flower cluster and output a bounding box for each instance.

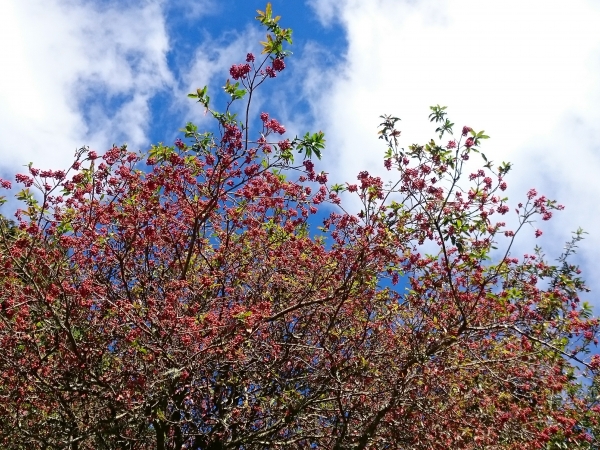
[230,63,251,80]
[272,57,285,71]
[264,117,285,135]
[264,66,276,78]
[0,5,597,450]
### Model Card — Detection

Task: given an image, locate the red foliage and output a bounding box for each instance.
[0,4,598,449]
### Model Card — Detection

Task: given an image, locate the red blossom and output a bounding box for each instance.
[315,171,328,184]
[265,118,286,134]
[0,7,596,450]
[277,139,291,151]
[15,174,34,187]
[264,66,276,78]
[230,63,251,80]
[272,57,285,72]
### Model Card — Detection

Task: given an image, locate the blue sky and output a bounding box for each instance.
[2,0,600,307]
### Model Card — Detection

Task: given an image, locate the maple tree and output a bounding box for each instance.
[1,4,599,449]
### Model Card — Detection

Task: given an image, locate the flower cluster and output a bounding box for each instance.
[230,63,251,80]
[222,123,243,150]
[265,66,276,78]
[15,174,34,187]
[261,114,286,135]
[278,139,291,151]
[1,5,597,449]
[272,58,285,72]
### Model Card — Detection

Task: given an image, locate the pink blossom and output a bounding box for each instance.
[230,63,251,80]
[272,58,285,72]
[15,174,34,187]
[265,66,276,78]
[266,119,285,135]
[303,160,314,171]
[315,172,328,184]
[278,139,291,151]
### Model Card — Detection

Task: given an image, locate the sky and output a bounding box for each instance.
[1,0,600,307]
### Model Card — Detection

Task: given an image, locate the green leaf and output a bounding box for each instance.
[428,105,447,123]
[234,311,253,321]
[180,122,198,138]
[331,183,345,193]
[295,131,325,160]
[260,33,274,54]
[191,86,210,109]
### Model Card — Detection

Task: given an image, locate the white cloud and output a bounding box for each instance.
[0,0,173,175]
[304,0,600,301]
[0,0,272,190]
[167,0,217,20]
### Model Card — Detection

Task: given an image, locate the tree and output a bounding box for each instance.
[0,4,599,449]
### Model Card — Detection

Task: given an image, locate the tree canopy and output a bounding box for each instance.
[0,4,598,449]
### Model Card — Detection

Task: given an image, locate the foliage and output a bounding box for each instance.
[0,4,599,449]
